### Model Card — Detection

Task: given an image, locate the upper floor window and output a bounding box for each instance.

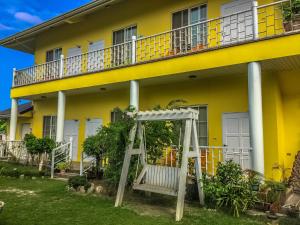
[172,5,207,51]
[112,26,137,66]
[113,25,137,45]
[46,48,62,62]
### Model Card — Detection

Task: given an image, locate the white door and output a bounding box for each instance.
[85,118,103,138]
[88,41,104,72]
[221,0,254,44]
[84,118,103,162]
[67,47,82,76]
[64,120,79,161]
[222,112,251,169]
[21,123,31,139]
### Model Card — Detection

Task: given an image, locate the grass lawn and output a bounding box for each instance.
[0,177,298,225]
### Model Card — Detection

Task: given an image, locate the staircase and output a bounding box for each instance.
[50,138,73,178]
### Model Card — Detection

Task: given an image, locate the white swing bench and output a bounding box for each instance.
[115,108,204,221]
[133,164,180,196]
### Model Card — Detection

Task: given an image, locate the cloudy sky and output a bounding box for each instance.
[0,0,90,110]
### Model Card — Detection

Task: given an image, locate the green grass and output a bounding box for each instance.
[0,177,298,225]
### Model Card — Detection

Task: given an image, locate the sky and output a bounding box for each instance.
[0,0,90,111]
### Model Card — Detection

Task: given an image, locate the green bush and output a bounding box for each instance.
[0,162,48,178]
[203,161,258,217]
[68,176,90,190]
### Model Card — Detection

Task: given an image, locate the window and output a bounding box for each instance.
[111,109,123,123]
[43,116,57,140]
[46,48,62,62]
[172,5,207,51]
[192,106,208,146]
[113,26,137,45]
[112,26,137,66]
[181,105,208,146]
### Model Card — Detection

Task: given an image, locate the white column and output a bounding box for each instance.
[252,0,259,40]
[9,98,18,141]
[59,54,64,78]
[131,36,137,64]
[56,91,66,143]
[130,80,139,110]
[248,62,264,175]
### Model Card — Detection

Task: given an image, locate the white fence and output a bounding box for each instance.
[0,141,28,162]
[161,146,252,176]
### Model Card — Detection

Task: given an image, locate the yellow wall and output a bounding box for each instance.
[20,71,297,180]
[282,94,300,178]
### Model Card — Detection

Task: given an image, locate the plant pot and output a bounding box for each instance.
[252,184,260,191]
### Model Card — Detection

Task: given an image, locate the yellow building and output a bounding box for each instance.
[1,0,299,180]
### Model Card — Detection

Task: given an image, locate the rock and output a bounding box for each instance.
[95,185,104,194]
[79,186,86,193]
[20,174,25,179]
[87,183,95,194]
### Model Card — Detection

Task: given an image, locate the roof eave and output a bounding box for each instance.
[0,0,123,54]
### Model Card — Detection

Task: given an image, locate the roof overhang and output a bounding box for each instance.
[0,0,124,54]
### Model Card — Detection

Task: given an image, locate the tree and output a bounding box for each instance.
[0,120,7,134]
[83,134,106,178]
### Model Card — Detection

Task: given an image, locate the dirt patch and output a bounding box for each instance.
[0,188,37,197]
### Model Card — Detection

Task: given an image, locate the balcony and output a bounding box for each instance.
[13,0,300,87]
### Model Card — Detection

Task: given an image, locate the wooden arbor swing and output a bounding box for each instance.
[115,108,204,221]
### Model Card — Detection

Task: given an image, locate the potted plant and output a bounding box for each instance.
[56,162,70,175]
[283,0,300,32]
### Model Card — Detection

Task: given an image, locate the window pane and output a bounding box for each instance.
[200,5,207,21]
[172,11,182,29]
[43,116,51,137]
[113,29,124,45]
[198,107,207,121]
[199,137,208,146]
[54,48,62,60]
[191,7,200,24]
[199,122,208,137]
[46,50,54,62]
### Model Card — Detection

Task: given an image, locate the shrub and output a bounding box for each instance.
[56,162,70,171]
[68,176,90,190]
[0,162,48,178]
[83,135,105,178]
[203,161,258,217]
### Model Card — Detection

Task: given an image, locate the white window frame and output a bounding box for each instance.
[43,116,57,140]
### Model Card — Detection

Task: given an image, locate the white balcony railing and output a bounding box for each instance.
[13,0,297,87]
[160,146,252,176]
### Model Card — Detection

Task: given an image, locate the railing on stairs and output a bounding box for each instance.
[51,137,73,178]
[79,152,97,176]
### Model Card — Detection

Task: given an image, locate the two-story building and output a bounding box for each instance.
[1,0,300,180]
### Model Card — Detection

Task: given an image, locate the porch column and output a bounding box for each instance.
[9,98,18,141]
[248,62,264,175]
[130,80,139,110]
[56,91,66,143]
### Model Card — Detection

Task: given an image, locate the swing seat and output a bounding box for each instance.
[133,164,180,196]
